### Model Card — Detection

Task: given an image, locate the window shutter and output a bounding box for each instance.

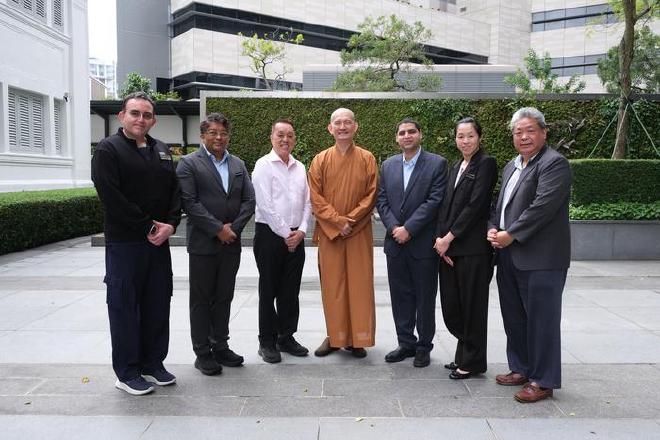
[53,0,63,28]
[8,90,17,149]
[31,95,44,151]
[54,99,63,153]
[35,0,46,19]
[18,94,30,150]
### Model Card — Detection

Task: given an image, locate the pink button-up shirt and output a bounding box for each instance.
[252,149,312,239]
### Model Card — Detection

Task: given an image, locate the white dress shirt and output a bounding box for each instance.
[252,149,312,239]
[500,154,537,229]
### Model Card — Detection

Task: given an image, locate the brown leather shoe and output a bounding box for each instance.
[514,383,553,403]
[495,371,528,386]
[314,337,339,357]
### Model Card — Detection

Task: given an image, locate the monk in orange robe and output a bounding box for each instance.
[308,108,378,358]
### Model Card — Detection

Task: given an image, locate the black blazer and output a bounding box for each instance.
[377,149,448,259]
[436,149,497,257]
[488,145,572,270]
[176,148,255,255]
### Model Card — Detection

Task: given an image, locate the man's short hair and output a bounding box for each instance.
[396,118,421,133]
[456,117,482,138]
[271,118,295,132]
[201,112,231,134]
[121,91,155,113]
[509,107,547,131]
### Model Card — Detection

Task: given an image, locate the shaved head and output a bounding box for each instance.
[330,108,355,123]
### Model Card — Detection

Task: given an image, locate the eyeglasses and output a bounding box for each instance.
[127,110,154,120]
[205,130,230,138]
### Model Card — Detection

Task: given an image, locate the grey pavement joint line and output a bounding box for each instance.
[138,418,155,439]
[485,418,500,440]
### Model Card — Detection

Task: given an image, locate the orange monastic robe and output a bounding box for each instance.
[308,143,378,348]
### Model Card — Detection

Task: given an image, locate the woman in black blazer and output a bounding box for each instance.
[433,117,497,379]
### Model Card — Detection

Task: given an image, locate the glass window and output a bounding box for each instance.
[584,65,598,74]
[551,58,564,68]
[562,66,584,76]
[565,17,586,28]
[532,23,545,32]
[564,56,585,66]
[544,9,566,20]
[565,7,586,18]
[544,20,564,30]
[586,4,609,15]
[532,12,545,22]
[585,54,606,64]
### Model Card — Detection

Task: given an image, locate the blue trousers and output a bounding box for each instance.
[386,248,438,352]
[496,247,566,389]
[104,241,173,382]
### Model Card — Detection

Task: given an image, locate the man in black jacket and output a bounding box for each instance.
[92,92,181,396]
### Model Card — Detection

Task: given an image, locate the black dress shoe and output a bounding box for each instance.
[449,370,472,380]
[444,362,458,370]
[276,336,309,357]
[350,347,367,358]
[194,354,223,376]
[213,348,244,367]
[258,345,282,364]
[385,346,416,363]
[413,350,431,368]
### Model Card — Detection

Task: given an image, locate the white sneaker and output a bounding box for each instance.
[114,377,155,395]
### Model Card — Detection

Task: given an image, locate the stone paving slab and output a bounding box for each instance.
[1,238,660,437]
[3,415,660,440]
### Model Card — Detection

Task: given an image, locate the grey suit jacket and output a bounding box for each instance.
[176,148,255,255]
[377,149,448,259]
[489,145,572,271]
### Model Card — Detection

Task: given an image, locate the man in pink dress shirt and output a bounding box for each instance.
[252,118,312,363]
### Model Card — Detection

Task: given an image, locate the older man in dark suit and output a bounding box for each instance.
[487,107,572,403]
[177,113,255,376]
[377,118,447,368]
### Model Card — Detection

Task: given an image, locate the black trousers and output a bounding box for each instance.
[189,251,240,356]
[496,247,566,389]
[253,222,305,346]
[386,248,438,352]
[104,241,172,382]
[439,253,492,373]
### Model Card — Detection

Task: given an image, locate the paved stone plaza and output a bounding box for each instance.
[0,237,659,439]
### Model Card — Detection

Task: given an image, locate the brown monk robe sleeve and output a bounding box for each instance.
[308,149,350,241]
[343,148,378,238]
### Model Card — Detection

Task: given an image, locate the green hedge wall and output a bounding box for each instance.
[206,96,659,172]
[0,188,103,256]
[571,159,660,205]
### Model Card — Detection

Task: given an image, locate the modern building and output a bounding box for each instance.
[89,57,117,98]
[116,1,656,98]
[0,0,91,192]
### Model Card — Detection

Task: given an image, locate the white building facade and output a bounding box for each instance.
[528,0,660,92]
[0,0,91,192]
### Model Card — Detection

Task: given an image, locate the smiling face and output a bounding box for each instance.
[118,98,156,142]
[512,117,547,162]
[271,121,296,162]
[327,110,358,143]
[455,122,480,161]
[200,121,230,159]
[396,122,422,154]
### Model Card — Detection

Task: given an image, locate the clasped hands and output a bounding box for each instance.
[486,228,513,249]
[217,223,237,245]
[433,233,454,267]
[284,230,305,253]
[147,220,174,246]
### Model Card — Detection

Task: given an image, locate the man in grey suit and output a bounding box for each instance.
[377,118,447,368]
[487,107,572,403]
[177,113,255,376]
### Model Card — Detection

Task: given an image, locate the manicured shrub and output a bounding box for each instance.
[570,159,660,205]
[0,188,103,255]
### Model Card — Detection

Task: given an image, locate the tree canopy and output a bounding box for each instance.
[332,15,441,92]
[504,49,586,96]
[239,31,304,90]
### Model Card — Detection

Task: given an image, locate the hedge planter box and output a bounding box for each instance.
[570,220,660,260]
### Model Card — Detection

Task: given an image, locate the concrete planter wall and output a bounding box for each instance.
[571,220,660,260]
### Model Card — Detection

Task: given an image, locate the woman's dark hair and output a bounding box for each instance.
[455,117,482,137]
